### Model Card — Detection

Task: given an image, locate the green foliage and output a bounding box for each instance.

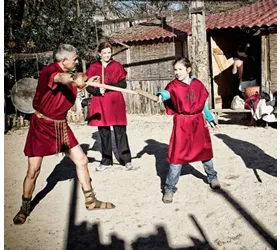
[4,0,103,87]
[5,0,102,61]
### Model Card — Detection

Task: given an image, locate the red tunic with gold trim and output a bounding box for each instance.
[24,63,79,157]
[86,60,127,126]
[164,78,213,164]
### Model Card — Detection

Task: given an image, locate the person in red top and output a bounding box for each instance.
[86,41,136,171]
[157,57,220,204]
[13,44,115,225]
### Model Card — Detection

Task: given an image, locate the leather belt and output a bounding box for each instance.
[34,111,65,122]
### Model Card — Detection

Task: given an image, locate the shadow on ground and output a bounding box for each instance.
[135,139,208,192]
[65,179,277,250]
[28,141,276,250]
[89,131,124,166]
[30,144,95,213]
[215,133,277,182]
[212,188,277,249]
[65,177,215,250]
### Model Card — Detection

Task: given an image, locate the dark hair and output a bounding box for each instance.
[98,41,112,52]
[173,57,192,68]
[237,42,252,55]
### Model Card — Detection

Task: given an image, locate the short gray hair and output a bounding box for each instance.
[54,44,78,61]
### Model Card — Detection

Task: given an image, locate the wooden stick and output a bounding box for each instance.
[86,82,158,102]
[135,88,159,102]
[101,63,104,84]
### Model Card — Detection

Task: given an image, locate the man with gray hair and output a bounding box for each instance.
[13,44,115,225]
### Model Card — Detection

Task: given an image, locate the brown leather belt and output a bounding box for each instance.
[177,113,201,117]
[34,111,65,122]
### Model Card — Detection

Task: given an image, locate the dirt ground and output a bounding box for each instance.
[4,114,277,250]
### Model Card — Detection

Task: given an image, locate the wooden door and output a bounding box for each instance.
[210,36,235,108]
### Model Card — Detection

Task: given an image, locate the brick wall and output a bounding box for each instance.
[113,40,184,81]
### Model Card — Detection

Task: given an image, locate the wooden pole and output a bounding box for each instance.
[101,63,105,84]
[75,0,83,122]
[5,51,53,61]
[85,82,159,101]
[76,0,81,17]
[190,0,210,105]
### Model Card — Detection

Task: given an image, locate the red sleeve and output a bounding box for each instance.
[47,72,60,90]
[86,64,96,78]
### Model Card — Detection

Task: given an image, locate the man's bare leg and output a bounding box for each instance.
[68,145,115,210]
[13,157,43,224]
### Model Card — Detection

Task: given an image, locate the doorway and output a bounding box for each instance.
[209,29,261,109]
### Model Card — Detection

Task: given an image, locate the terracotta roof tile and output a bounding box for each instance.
[112,0,276,43]
[206,0,276,30]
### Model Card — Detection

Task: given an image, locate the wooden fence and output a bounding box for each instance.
[5,114,29,128]
[6,79,171,130]
[124,79,171,114]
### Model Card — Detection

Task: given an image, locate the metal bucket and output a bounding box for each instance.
[10,77,38,114]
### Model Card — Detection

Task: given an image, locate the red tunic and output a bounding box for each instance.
[86,60,127,126]
[164,78,213,164]
[24,63,79,157]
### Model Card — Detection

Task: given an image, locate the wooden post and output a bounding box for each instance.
[74,0,85,122]
[19,115,24,126]
[24,120,29,127]
[126,47,131,79]
[12,116,17,127]
[261,35,268,93]
[190,0,210,105]
[76,0,81,17]
[71,111,76,122]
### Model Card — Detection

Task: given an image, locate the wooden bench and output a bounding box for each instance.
[210,108,251,124]
[211,108,277,126]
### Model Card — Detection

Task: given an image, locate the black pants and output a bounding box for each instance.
[98,125,131,166]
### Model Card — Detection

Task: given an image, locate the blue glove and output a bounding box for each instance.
[155,90,171,102]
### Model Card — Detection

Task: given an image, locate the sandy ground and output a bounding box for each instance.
[4,114,277,250]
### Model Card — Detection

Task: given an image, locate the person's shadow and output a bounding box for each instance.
[215,134,277,182]
[29,144,95,213]
[135,139,208,193]
[89,131,123,166]
[89,131,101,152]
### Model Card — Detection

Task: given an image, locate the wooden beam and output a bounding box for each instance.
[212,48,223,55]
[5,51,53,61]
[213,52,224,71]
[190,0,209,96]
[190,7,204,14]
[110,38,130,48]
[95,13,163,25]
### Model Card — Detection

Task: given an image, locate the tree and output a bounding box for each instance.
[5,0,102,62]
[5,0,259,56]
[94,0,259,18]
